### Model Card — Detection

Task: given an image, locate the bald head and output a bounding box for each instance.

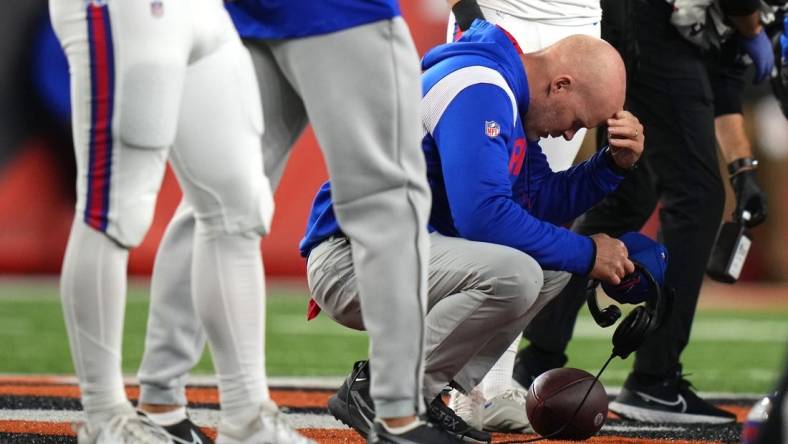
[548,35,626,112]
[521,35,626,141]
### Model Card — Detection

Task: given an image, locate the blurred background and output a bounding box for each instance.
[1,0,787,282]
[0,0,784,394]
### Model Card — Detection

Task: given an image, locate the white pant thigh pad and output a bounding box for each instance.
[118,62,186,149]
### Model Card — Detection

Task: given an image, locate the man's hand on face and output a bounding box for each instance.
[606,111,644,169]
[589,233,635,285]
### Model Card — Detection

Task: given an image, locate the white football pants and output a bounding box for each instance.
[138,17,431,420]
[51,0,273,429]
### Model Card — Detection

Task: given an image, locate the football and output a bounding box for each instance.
[526,368,608,440]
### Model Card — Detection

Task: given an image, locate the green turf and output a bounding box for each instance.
[0,280,785,393]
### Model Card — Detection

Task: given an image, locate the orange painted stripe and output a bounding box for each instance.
[0,385,332,408]
[718,404,749,423]
[0,420,75,436]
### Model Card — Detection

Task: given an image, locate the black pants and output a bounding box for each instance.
[524,0,725,378]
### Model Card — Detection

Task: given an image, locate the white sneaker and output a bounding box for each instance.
[448,387,485,431]
[482,388,531,433]
[216,399,316,444]
[77,407,174,444]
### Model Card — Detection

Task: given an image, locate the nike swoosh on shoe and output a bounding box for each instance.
[634,391,687,412]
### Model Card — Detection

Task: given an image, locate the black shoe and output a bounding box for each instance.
[427,396,491,443]
[328,360,376,438]
[609,371,736,424]
[163,418,213,444]
[512,345,567,390]
[368,420,464,444]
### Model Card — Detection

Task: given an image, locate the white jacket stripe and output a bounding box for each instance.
[422,65,518,135]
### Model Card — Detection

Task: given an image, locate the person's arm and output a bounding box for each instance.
[527,111,645,225]
[433,84,595,274]
[715,113,768,226]
[707,39,769,227]
[433,84,633,282]
[525,145,625,224]
[724,5,774,83]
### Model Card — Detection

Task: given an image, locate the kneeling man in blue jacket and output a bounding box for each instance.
[301,20,645,443]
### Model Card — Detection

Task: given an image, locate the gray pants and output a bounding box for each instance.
[138,17,432,418]
[308,232,571,400]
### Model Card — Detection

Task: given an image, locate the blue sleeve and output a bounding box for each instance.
[526,145,625,225]
[432,84,595,274]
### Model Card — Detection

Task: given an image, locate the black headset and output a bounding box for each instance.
[586,262,672,359]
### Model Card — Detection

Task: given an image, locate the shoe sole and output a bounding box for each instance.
[609,401,736,424]
[483,408,531,434]
[483,419,531,434]
[327,394,372,438]
[453,432,490,444]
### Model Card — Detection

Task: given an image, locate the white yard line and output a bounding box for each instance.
[0,409,346,430]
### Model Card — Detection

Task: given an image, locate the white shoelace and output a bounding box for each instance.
[498,387,527,404]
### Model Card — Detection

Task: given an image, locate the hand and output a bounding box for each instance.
[731,170,768,227]
[741,29,775,83]
[589,233,635,285]
[606,111,644,169]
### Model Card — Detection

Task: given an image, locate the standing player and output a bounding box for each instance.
[49,0,310,442]
[134,1,449,443]
[515,0,775,425]
[445,0,603,432]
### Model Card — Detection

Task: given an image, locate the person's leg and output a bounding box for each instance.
[447,270,570,431]
[51,0,186,438]
[308,232,548,442]
[166,22,305,440]
[421,234,547,400]
[271,17,431,421]
[136,38,308,419]
[606,0,730,423]
[138,201,203,411]
[628,67,723,380]
[245,39,308,189]
[172,36,268,422]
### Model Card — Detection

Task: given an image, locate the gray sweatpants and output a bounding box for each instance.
[307,233,571,400]
[138,17,431,418]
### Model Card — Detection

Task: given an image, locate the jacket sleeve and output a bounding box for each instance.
[432,83,595,274]
[525,144,626,225]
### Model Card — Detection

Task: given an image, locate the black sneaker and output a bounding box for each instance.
[512,345,567,390]
[368,420,464,444]
[328,360,376,438]
[609,372,736,424]
[427,396,491,443]
[163,418,213,444]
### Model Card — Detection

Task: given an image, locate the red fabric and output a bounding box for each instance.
[496,25,523,54]
[306,298,322,321]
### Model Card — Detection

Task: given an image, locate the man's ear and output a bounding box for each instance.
[549,75,573,94]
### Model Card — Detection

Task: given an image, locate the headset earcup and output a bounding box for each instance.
[601,305,622,326]
[612,306,652,359]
